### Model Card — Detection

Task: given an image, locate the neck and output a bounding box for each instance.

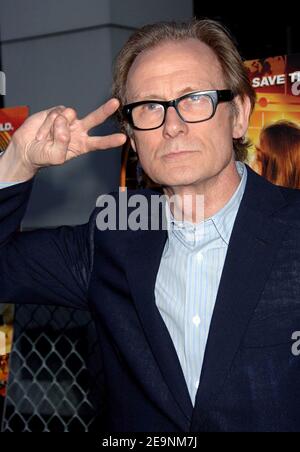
[163,160,242,224]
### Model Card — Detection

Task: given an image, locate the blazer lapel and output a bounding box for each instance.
[124,166,290,432]
[125,196,194,430]
[190,166,290,431]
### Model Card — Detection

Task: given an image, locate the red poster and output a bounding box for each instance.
[0,106,29,152]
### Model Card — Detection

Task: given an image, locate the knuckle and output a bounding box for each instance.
[55,114,67,125]
[49,111,59,121]
[58,133,69,142]
[51,106,65,116]
[64,107,76,116]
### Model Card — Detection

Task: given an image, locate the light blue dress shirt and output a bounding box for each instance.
[155,161,247,406]
[0,162,247,407]
[0,181,24,188]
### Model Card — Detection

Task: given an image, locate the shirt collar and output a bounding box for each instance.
[165,161,247,246]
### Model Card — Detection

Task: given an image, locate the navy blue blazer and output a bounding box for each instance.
[1,164,300,432]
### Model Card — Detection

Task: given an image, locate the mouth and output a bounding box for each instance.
[163,150,197,159]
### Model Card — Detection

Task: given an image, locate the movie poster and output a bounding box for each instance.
[245,54,300,188]
[0,106,29,152]
[0,106,29,416]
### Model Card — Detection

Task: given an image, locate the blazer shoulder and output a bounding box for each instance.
[274,185,300,226]
[278,185,300,203]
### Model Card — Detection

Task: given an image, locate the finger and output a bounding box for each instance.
[87,133,127,151]
[36,106,66,141]
[49,108,77,143]
[80,98,120,132]
[49,115,71,163]
[37,105,66,120]
[60,107,78,125]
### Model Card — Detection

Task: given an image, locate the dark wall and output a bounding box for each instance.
[193,4,299,60]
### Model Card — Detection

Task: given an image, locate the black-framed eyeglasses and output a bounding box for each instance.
[122,89,235,131]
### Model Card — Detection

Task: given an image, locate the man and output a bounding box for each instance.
[1,19,300,432]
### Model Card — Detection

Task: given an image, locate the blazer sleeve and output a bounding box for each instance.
[0,179,96,311]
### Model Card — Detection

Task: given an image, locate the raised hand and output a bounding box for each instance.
[1,98,127,181]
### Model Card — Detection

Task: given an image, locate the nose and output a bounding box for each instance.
[162,106,188,138]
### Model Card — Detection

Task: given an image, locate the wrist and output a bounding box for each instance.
[0,139,37,182]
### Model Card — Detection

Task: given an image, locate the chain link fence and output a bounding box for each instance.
[1,304,105,432]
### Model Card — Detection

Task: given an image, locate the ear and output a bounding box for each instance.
[232,96,252,139]
[130,134,137,153]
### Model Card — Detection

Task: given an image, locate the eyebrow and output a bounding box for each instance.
[130,86,211,102]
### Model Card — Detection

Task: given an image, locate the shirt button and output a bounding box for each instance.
[197,252,203,262]
[192,315,201,327]
[194,380,199,389]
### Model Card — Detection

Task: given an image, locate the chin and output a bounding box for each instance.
[155,174,201,188]
[165,165,206,184]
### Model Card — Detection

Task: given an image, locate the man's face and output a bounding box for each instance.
[125,39,249,188]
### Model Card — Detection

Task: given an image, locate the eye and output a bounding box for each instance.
[188,94,203,102]
[144,103,161,111]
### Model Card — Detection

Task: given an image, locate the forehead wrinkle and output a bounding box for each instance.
[126,43,224,103]
[127,71,217,103]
